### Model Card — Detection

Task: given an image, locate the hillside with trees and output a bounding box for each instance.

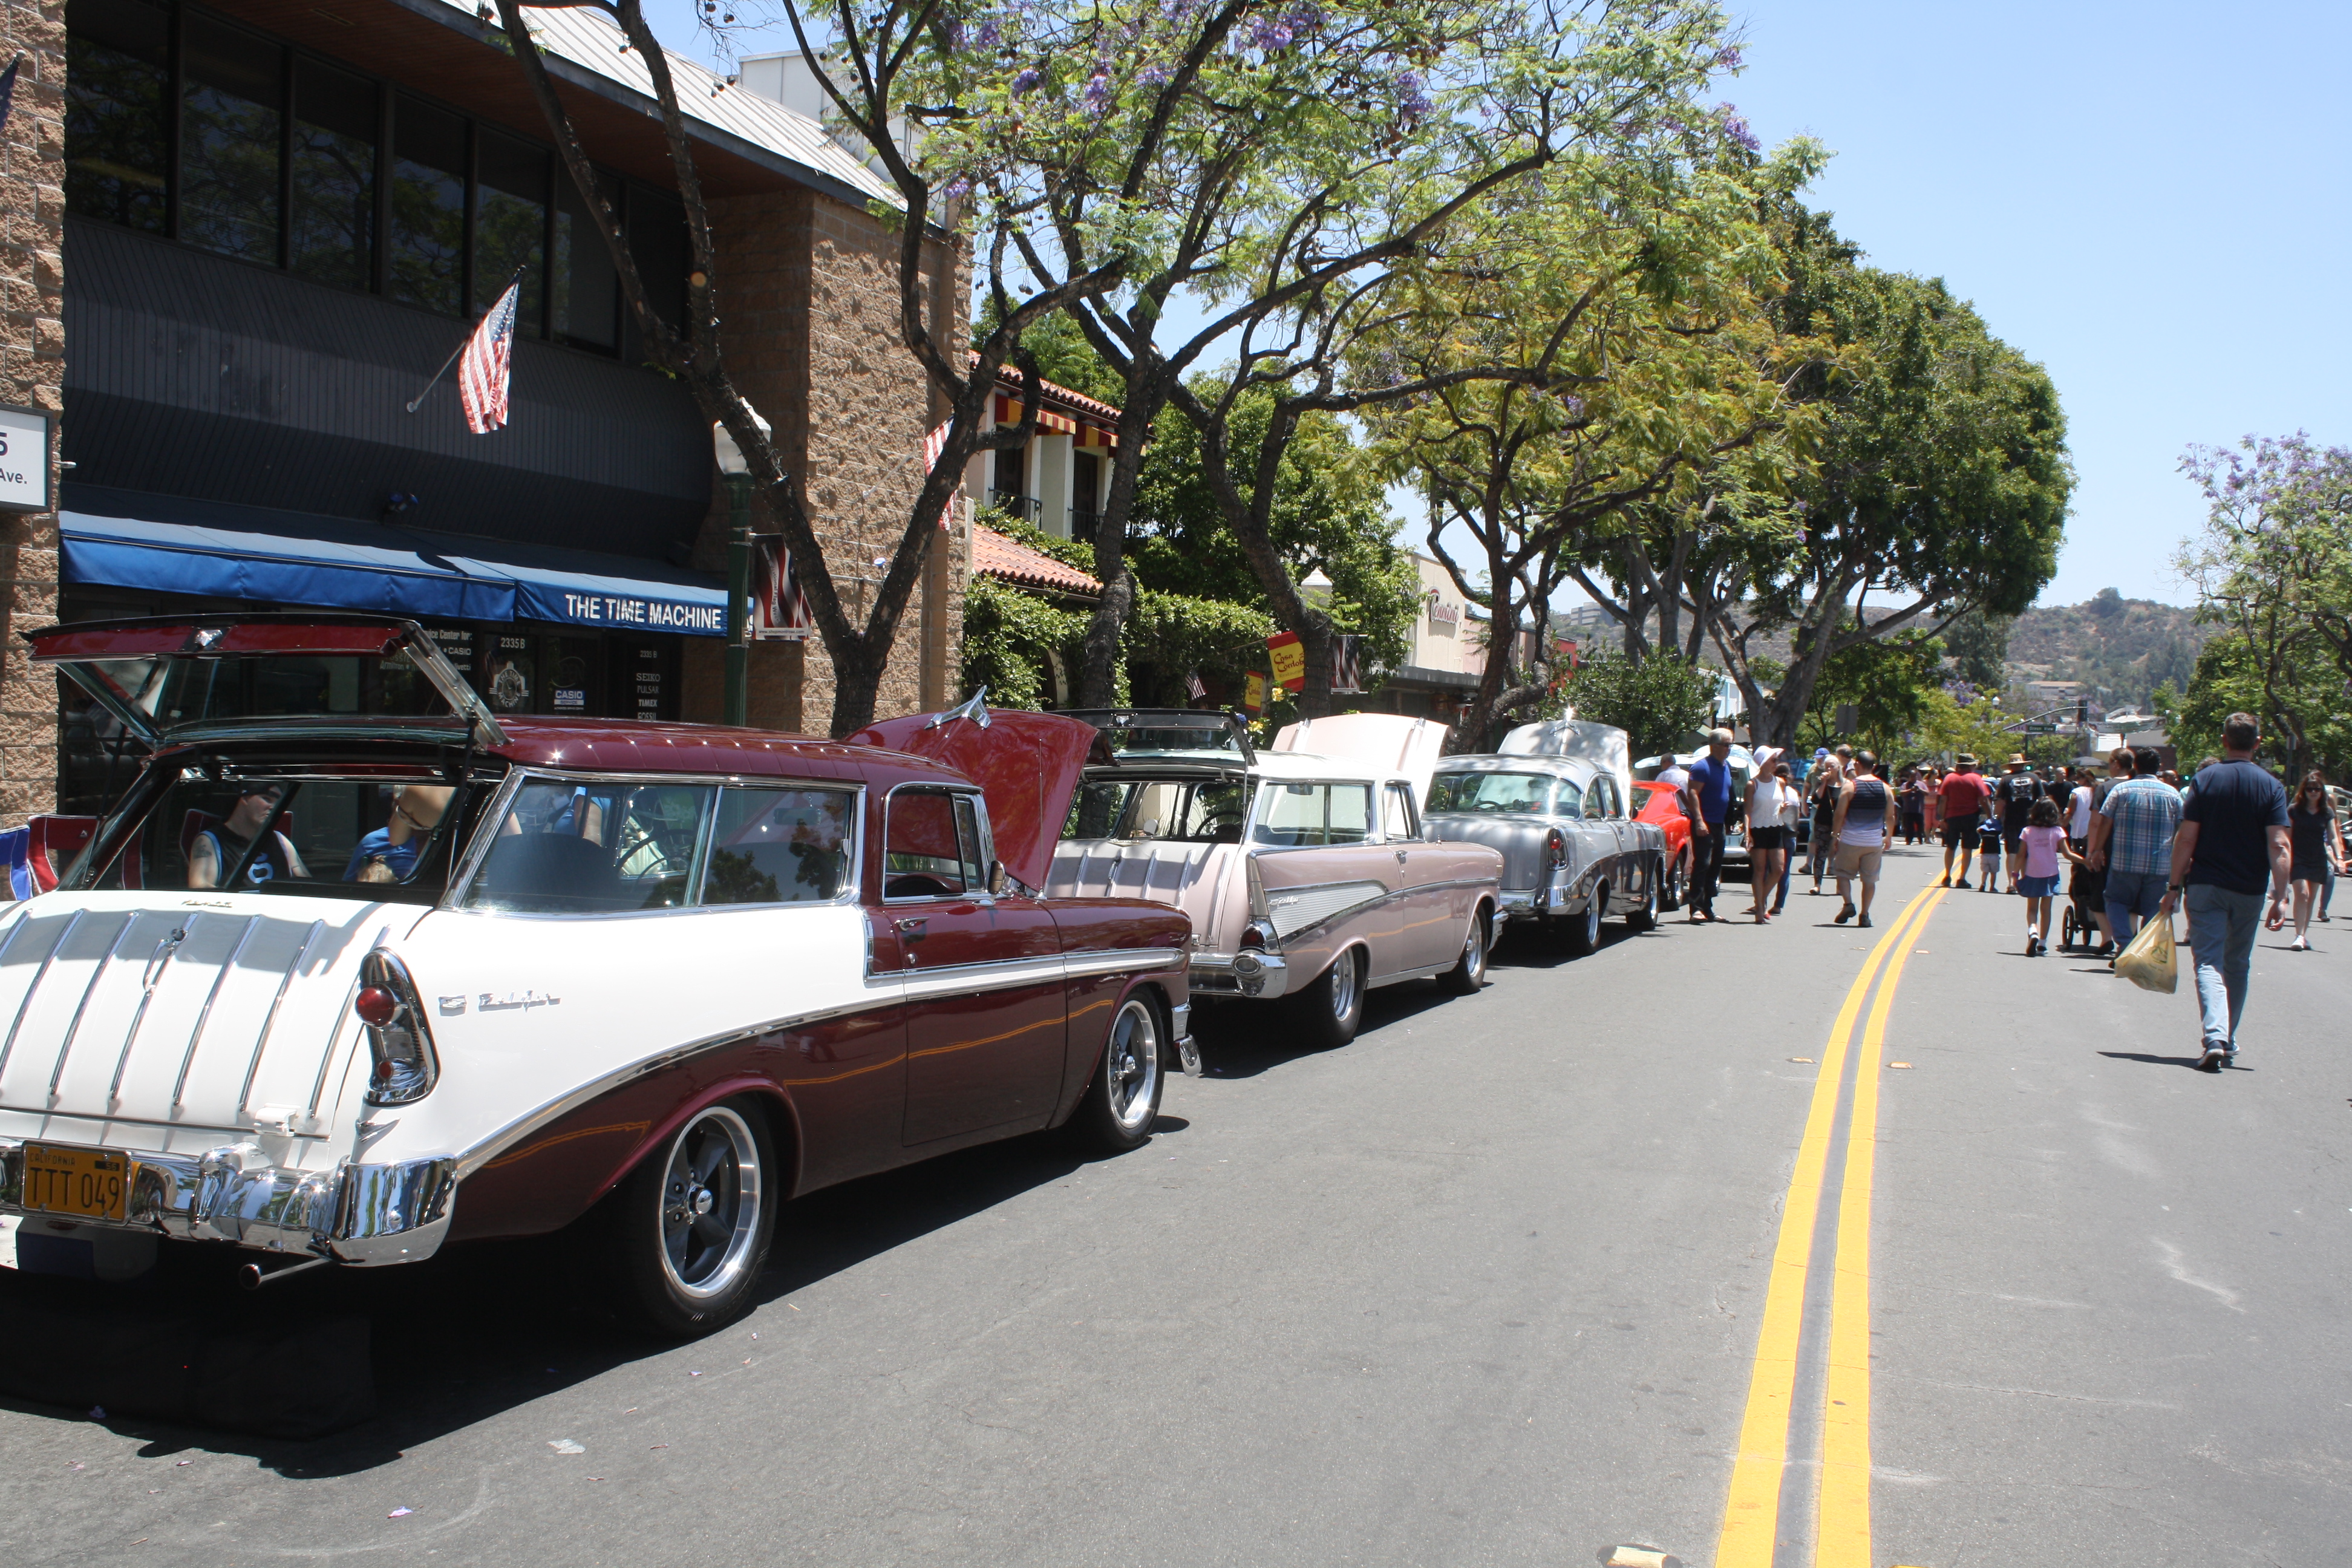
[2005,589,2209,706]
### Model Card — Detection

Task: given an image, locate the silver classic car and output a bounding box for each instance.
[1423,719,1668,952]
[1046,711,1503,1051]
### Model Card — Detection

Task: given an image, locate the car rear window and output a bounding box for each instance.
[1426,772,1570,817]
[105,769,479,902]
[1250,782,1372,847]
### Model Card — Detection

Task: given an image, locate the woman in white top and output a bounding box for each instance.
[1745,759,1797,922]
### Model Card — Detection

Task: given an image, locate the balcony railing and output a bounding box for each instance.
[1068,507,1100,538]
[988,491,1040,521]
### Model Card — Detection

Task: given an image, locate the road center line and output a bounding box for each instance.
[1713,882,1941,1568]
[1817,886,1947,1568]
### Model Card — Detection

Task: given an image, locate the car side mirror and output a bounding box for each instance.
[987,858,1008,897]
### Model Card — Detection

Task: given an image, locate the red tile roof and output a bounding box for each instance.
[972,524,1102,597]
[969,353,1124,425]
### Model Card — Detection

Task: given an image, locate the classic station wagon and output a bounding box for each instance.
[1045,711,1502,1050]
[0,618,1190,1336]
[1424,719,1668,953]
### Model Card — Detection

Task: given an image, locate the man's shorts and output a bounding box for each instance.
[1833,841,1884,885]
[2003,818,2029,854]
[1941,811,1980,849]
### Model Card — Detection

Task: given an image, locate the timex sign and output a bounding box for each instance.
[0,405,51,514]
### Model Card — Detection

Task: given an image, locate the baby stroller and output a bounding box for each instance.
[2059,849,2102,952]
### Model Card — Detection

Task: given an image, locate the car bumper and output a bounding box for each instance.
[1497,878,1579,920]
[1189,951,1292,1000]
[0,1138,456,1266]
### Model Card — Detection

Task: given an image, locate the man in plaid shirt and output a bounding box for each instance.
[2089,745,2181,946]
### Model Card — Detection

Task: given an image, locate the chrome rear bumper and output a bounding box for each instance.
[0,1138,454,1266]
[1188,951,1292,1000]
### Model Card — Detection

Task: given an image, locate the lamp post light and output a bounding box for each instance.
[712,414,769,728]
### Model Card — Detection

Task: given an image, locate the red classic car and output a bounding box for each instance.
[0,618,1191,1337]
[1632,780,1693,909]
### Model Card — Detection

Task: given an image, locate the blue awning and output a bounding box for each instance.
[59,488,728,636]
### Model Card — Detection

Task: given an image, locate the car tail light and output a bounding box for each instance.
[1546,829,1567,869]
[1238,919,1276,952]
[356,952,439,1106]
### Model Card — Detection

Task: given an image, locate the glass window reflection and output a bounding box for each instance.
[64,0,171,234]
[180,16,284,263]
[289,57,376,290]
[388,96,465,317]
[474,129,546,331]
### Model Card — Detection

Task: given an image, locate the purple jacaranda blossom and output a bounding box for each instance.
[1715,44,1742,70]
[943,175,973,201]
[1082,71,1111,110]
[1139,62,1170,87]
[1717,105,1759,154]
[975,19,1001,47]
[1011,67,1042,93]
[1561,394,1586,417]
[1247,17,1295,50]
[1396,69,1432,118]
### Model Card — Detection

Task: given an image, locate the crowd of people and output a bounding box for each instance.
[1671,713,2347,1073]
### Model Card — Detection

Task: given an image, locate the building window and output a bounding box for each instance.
[178,15,284,264]
[289,57,376,290]
[64,0,171,234]
[388,96,466,318]
[60,0,672,357]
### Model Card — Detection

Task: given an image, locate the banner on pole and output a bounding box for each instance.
[751,536,815,640]
[1243,671,1267,713]
[1266,630,1306,691]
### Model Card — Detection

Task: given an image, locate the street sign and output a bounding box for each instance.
[0,405,51,514]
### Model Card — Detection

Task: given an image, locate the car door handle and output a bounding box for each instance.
[893,918,927,939]
[1394,850,1408,864]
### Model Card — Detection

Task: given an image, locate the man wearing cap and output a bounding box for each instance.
[1938,754,1990,888]
[1994,754,2045,894]
[1682,728,1739,924]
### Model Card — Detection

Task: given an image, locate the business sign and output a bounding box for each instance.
[1243,671,1267,713]
[0,405,52,514]
[515,581,728,636]
[1266,630,1306,691]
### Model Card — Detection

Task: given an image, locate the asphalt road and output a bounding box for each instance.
[1,844,2345,1567]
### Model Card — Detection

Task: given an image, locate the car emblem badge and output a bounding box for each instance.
[437,996,467,1016]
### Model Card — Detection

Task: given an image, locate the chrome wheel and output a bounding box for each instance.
[1105,998,1162,1137]
[658,1106,763,1302]
[1327,946,1362,1022]
[1440,907,1490,994]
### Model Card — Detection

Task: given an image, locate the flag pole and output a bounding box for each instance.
[404,267,524,414]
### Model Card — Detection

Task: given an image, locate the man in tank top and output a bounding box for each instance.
[1829,752,1896,928]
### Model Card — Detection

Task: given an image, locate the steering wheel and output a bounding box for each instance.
[1191,812,1244,841]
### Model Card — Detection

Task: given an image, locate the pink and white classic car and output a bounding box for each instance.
[1046,711,1503,1050]
[0,618,1190,1337]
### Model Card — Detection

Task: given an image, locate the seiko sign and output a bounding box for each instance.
[0,406,52,514]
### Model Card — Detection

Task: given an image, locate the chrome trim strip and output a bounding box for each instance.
[110,914,200,1104]
[240,919,323,1116]
[401,627,509,748]
[51,912,137,1098]
[443,766,525,905]
[451,988,907,1181]
[0,909,81,1084]
[1061,949,1187,978]
[175,914,260,1108]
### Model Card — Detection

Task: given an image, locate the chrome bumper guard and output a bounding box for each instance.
[1188,951,1292,1001]
[0,1138,455,1266]
[1166,1001,1201,1077]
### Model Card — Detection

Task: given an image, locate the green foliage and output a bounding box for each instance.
[1123,590,1279,707]
[1799,631,1945,753]
[2004,594,2207,706]
[2171,632,2352,779]
[1555,653,1719,762]
[960,576,1090,711]
[1941,611,2011,690]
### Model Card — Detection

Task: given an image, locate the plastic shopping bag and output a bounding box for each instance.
[2114,913,2178,994]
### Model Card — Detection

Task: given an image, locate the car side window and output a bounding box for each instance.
[1252,782,1374,847]
[885,788,985,900]
[465,779,710,914]
[1593,778,1621,819]
[1555,779,1584,820]
[701,786,856,905]
[1382,782,1419,841]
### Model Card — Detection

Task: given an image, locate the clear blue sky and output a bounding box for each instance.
[1725,0,2352,609]
[645,0,2350,612]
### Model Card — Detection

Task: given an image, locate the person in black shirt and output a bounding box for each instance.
[2157,714,2291,1070]
[1994,756,2043,893]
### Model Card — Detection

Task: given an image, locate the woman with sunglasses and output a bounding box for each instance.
[2286,771,2346,950]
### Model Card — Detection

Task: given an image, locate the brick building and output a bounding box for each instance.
[1,0,961,821]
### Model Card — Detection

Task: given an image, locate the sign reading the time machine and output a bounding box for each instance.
[0,406,52,514]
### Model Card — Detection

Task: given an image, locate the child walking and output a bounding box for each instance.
[2017,797,2067,956]
[1976,812,2004,892]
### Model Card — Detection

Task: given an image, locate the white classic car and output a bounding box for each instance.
[1044,711,1503,1050]
[1423,719,1668,953]
[0,618,1192,1337]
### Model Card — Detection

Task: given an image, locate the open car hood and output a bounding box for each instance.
[1271,713,1448,797]
[25,614,506,747]
[848,696,1098,892]
[1501,718,1633,802]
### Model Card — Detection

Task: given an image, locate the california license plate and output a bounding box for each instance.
[19,1143,131,1223]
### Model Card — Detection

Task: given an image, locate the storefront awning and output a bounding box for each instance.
[59,488,729,637]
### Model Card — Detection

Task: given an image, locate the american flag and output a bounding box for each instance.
[922,418,955,531]
[751,536,815,638]
[459,279,520,435]
[1332,635,1364,693]
[1185,671,1207,701]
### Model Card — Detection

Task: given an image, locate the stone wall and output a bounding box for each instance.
[687,186,967,735]
[0,0,64,823]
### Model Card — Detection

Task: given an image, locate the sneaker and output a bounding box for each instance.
[1953,878,1969,890]
[1835,904,1855,924]
[2290,936,2310,952]
[2026,935,2040,956]
[2198,1046,2226,1072]
[1937,875,1950,888]
[1857,912,1872,928]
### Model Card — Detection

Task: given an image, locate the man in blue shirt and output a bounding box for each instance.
[1682,728,1739,924]
[2089,745,2181,946]
[2157,714,2291,1070]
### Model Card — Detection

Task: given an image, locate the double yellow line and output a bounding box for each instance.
[1714,880,1947,1568]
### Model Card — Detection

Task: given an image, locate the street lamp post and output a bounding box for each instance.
[713,416,769,728]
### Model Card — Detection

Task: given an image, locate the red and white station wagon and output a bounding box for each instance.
[0,617,1190,1336]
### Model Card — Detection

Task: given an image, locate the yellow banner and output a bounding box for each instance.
[1244,671,1267,713]
[1267,631,1305,691]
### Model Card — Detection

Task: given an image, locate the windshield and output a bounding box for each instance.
[73,648,462,734]
[1426,771,1565,816]
[1250,780,1373,847]
[1065,709,1250,759]
[86,766,485,903]
[1063,776,1247,843]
